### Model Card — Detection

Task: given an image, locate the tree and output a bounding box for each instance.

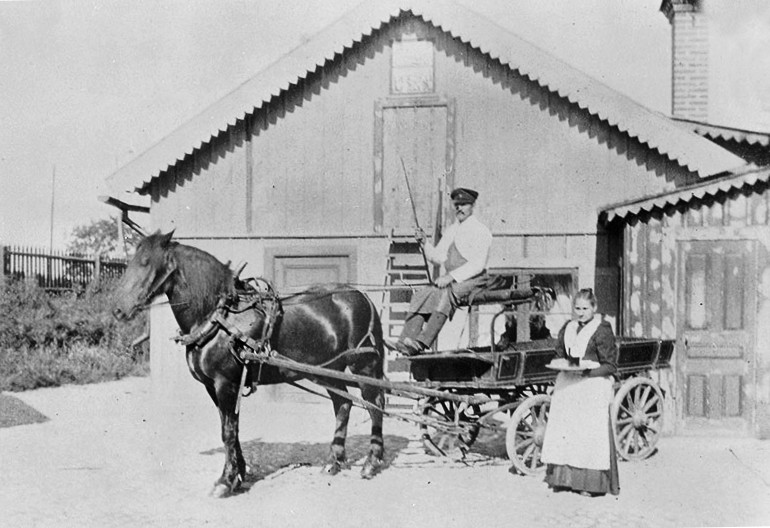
[67,217,143,257]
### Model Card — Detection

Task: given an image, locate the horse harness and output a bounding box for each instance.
[173,276,381,412]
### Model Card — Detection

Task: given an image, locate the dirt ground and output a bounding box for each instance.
[1,376,769,528]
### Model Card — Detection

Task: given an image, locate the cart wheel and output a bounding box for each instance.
[420,398,480,457]
[612,377,664,461]
[507,394,550,476]
[513,383,553,401]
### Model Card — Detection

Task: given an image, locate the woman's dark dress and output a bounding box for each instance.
[542,317,620,496]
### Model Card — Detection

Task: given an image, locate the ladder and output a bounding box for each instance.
[380,236,431,341]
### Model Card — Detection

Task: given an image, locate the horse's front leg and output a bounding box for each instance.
[210,381,247,498]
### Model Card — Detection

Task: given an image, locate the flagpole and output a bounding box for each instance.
[49,165,56,253]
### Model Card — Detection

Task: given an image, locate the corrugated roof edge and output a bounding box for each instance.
[106,0,747,196]
[600,165,770,223]
[672,117,770,147]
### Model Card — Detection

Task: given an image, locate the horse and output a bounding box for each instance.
[113,231,386,497]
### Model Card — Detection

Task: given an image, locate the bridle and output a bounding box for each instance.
[137,260,178,310]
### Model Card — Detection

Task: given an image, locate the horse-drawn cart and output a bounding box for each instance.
[115,232,675,496]
[237,332,674,474]
[405,336,674,474]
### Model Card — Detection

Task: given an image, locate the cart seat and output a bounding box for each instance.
[458,273,550,308]
[466,286,536,306]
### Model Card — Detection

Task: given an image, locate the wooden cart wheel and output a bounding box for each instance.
[506,394,550,476]
[420,398,481,457]
[611,377,664,461]
[513,383,553,401]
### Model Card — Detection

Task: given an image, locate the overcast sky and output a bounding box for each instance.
[0,0,760,250]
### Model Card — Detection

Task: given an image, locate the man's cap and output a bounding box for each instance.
[450,187,479,204]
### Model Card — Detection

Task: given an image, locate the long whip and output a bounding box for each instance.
[399,156,433,284]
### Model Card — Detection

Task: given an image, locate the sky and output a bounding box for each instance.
[0,0,766,250]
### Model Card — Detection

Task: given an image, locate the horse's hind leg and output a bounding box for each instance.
[324,382,352,475]
[360,382,385,479]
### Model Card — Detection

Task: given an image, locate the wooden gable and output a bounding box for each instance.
[146,14,694,241]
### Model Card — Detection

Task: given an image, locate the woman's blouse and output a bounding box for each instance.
[555,318,618,376]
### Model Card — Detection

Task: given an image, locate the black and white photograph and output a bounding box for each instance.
[1,1,769,526]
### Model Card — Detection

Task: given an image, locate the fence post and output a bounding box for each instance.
[0,245,5,289]
[93,251,102,285]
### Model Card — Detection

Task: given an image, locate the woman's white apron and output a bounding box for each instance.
[540,317,613,470]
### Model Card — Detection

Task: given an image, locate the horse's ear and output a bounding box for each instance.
[159,230,175,247]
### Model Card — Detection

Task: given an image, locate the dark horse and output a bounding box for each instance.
[113,231,385,497]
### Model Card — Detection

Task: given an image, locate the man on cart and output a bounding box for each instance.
[387,187,493,356]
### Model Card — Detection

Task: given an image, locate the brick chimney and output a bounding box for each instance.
[660,0,708,121]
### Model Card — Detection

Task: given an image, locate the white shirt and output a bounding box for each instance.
[424,214,492,282]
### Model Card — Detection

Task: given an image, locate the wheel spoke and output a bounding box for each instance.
[643,395,661,413]
[615,416,633,426]
[636,428,650,447]
[516,436,535,452]
[626,429,637,453]
[618,400,632,416]
[518,418,535,434]
[522,441,537,462]
[516,429,535,438]
[634,385,651,408]
[618,423,634,442]
[645,421,660,433]
[528,445,542,469]
[622,428,636,452]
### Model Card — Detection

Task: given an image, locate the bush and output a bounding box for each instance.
[0,279,148,392]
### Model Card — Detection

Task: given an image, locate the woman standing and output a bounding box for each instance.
[540,288,620,496]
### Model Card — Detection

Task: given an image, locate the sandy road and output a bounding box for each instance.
[1,377,769,528]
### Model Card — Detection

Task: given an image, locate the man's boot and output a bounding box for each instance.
[417,312,448,351]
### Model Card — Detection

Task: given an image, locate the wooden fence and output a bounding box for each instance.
[0,245,127,292]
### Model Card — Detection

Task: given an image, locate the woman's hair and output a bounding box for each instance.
[572,288,597,308]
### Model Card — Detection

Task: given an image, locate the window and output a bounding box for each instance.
[391,33,434,94]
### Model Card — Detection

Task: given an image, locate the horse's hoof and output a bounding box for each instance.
[210,473,242,498]
[322,461,343,476]
[360,457,383,480]
[210,483,231,498]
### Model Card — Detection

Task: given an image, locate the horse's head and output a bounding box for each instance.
[113,230,178,320]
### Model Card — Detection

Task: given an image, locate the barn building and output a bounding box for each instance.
[107,0,770,438]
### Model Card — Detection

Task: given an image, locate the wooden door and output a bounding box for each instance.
[381,105,448,234]
[677,239,756,434]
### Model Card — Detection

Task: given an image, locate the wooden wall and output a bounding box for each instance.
[622,185,770,438]
[148,17,687,242]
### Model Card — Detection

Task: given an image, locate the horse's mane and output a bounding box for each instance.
[172,243,234,316]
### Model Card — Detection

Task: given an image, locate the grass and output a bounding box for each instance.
[0,279,149,394]
[0,343,149,393]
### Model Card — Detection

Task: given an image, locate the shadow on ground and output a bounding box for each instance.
[201,434,411,483]
[0,393,48,428]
